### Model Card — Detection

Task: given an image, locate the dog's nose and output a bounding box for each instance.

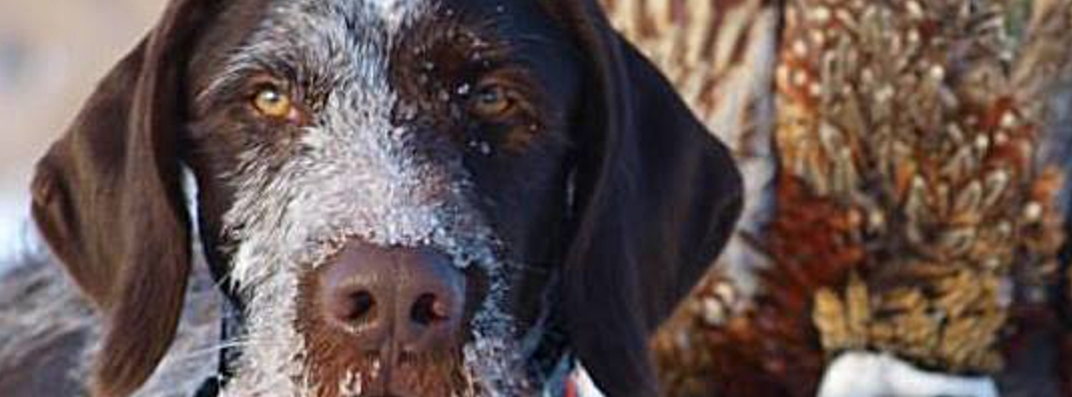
[318,241,465,353]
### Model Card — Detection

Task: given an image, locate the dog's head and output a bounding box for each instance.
[29,0,742,396]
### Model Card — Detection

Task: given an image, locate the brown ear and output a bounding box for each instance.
[29,1,216,395]
[544,1,744,396]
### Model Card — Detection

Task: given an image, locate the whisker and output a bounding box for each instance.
[165,340,262,364]
[212,271,237,291]
[163,330,296,365]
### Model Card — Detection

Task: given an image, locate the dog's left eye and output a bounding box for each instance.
[470,82,516,119]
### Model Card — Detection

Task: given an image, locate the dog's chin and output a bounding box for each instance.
[224,350,541,397]
[301,328,469,397]
[299,326,546,397]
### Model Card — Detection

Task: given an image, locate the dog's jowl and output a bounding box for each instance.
[29,0,743,396]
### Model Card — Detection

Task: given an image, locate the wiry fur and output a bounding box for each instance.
[14,0,746,395]
[209,1,527,395]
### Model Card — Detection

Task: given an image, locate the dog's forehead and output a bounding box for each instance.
[252,0,526,43]
[241,0,565,67]
[192,0,580,106]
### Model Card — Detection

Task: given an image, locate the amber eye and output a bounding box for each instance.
[470,83,515,119]
[252,86,294,119]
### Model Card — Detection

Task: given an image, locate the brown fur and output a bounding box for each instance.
[30,0,201,392]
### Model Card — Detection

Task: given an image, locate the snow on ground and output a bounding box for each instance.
[818,351,999,397]
[0,191,30,275]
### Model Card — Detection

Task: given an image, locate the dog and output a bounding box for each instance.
[27,0,743,396]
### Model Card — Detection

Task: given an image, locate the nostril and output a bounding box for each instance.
[410,293,449,326]
[333,290,376,324]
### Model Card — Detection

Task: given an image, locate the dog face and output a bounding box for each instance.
[188,1,581,395]
[29,0,743,396]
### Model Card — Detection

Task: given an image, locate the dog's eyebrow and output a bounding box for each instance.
[197,55,277,106]
[197,63,255,107]
[195,47,313,111]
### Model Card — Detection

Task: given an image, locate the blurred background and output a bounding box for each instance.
[0,0,164,269]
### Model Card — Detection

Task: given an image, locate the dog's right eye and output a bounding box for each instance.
[251,85,300,122]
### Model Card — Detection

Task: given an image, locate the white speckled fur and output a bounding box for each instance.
[212,1,526,395]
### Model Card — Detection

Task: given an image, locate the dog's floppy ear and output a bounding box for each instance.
[29,0,216,395]
[545,1,744,395]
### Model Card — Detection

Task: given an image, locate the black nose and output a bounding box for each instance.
[318,241,465,354]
